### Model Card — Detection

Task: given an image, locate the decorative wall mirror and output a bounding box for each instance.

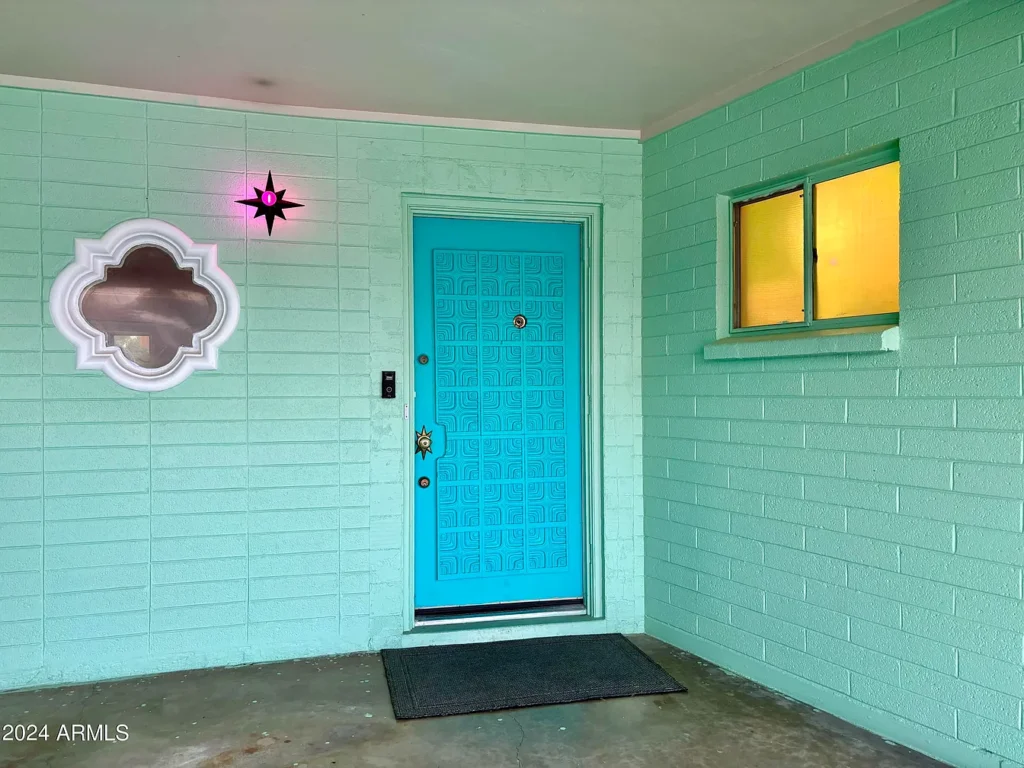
[49,219,240,392]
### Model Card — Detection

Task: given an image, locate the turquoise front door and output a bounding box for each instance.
[413,216,585,611]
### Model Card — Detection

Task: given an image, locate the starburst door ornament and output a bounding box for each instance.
[415,426,433,459]
[237,171,303,235]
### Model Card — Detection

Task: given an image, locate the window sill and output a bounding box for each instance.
[703,324,900,361]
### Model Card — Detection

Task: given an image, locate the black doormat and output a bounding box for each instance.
[380,633,686,719]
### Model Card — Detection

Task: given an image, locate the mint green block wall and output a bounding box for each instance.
[642,1,1024,765]
[0,87,645,690]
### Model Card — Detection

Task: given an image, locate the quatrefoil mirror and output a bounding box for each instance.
[50,219,240,392]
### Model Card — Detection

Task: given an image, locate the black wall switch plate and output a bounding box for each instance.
[382,371,396,398]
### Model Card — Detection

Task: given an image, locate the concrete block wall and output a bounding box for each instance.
[642,1,1024,765]
[0,87,645,690]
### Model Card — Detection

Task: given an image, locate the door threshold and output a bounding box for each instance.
[414,598,586,628]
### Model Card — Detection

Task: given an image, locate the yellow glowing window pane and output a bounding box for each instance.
[736,189,805,328]
[814,161,900,320]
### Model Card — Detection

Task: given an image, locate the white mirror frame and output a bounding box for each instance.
[49,218,240,392]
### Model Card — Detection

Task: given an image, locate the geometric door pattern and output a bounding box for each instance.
[413,216,583,610]
[433,249,570,580]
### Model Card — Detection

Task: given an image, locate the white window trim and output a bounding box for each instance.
[49,218,240,392]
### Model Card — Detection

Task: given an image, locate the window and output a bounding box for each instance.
[81,245,219,370]
[49,219,240,391]
[731,149,899,333]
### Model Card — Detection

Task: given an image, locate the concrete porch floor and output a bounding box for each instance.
[0,635,943,768]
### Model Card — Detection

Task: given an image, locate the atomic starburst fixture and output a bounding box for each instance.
[236,171,303,235]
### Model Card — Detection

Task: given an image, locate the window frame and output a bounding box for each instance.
[728,146,900,336]
[49,218,240,392]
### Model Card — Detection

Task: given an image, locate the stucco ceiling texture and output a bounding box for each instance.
[0,0,940,131]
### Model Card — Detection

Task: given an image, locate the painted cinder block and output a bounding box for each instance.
[732,605,804,650]
[806,423,898,454]
[732,513,803,549]
[804,476,896,514]
[957,129,1024,183]
[765,495,845,531]
[955,587,1024,634]
[845,453,953,491]
[0,104,39,134]
[848,33,953,98]
[957,526,1024,568]
[848,507,954,552]
[957,397,1024,433]
[806,528,900,571]
[670,498,730,532]
[899,485,1023,532]
[669,585,731,622]
[805,579,901,628]
[904,604,1022,665]
[954,462,1024,500]
[902,37,1019,106]
[852,673,957,736]
[698,615,765,659]
[899,366,1021,398]
[849,94,957,153]
[697,528,764,564]
[846,397,954,428]
[768,641,851,692]
[643,7,1024,765]
[956,263,1024,305]
[902,427,1022,464]
[902,167,1020,222]
[909,234,1019,282]
[648,556,698,593]
[647,597,698,635]
[730,466,802,499]
[806,630,898,684]
[901,545,1020,598]
[901,298,1020,338]
[764,545,846,587]
[851,618,956,675]
[770,589,856,638]
[958,327,1024,367]
[695,439,763,469]
[803,369,898,397]
[696,485,763,517]
[957,711,1024,765]
[899,152,956,194]
[1,83,646,691]
[848,562,954,614]
[763,396,845,424]
[958,196,1024,240]
[666,458,727,487]
[958,649,1024,700]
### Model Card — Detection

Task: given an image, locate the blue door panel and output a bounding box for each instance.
[413,216,584,609]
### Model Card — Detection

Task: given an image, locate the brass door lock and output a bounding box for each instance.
[415,426,433,458]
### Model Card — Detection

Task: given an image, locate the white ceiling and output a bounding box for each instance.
[0,0,945,135]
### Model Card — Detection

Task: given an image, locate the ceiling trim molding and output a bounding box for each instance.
[0,74,641,140]
[641,0,952,141]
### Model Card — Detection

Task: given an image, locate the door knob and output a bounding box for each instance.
[415,426,433,459]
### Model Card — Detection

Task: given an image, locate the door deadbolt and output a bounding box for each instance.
[513,314,527,329]
[418,477,430,488]
[417,354,429,365]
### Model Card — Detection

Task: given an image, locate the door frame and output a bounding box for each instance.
[400,193,605,632]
